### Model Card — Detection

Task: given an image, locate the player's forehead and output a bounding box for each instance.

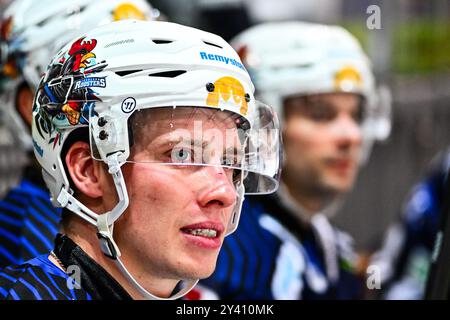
[131,107,242,144]
[286,92,362,109]
[139,106,238,126]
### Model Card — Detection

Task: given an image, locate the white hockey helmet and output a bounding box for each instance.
[0,0,157,150]
[32,20,281,299]
[231,21,391,163]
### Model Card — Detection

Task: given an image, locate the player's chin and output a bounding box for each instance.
[195,268,217,280]
[182,254,220,279]
[181,266,217,280]
[324,174,356,193]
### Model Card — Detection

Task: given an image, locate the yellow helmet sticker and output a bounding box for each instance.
[1,17,18,78]
[2,62,19,78]
[206,76,248,116]
[113,3,147,21]
[334,66,363,92]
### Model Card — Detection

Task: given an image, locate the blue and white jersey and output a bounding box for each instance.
[372,150,450,300]
[0,234,131,300]
[0,254,91,300]
[192,194,363,300]
[0,166,61,267]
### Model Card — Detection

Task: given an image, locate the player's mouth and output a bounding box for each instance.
[326,157,356,173]
[183,228,218,237]
[180,222,224,249]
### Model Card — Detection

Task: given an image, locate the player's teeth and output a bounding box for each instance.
[187,229,217,238]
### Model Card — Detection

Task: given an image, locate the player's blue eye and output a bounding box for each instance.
[172,148,192,163]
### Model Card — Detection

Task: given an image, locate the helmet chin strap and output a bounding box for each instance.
[224,165,246,236]
[225,183,245,236]
[114,258,198,300]
[57,152,198,300]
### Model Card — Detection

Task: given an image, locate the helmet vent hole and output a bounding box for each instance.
[152,39,173,44]
[115,70,143,77]
[36,17,52,28]
[52,164,57,171]
[203,41,222,49]
[66,5,87,17]
[148,70,186,78]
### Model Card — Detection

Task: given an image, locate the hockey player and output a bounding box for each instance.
[193,21,391,300]
[0,19,281,300]
[0,0,156,267]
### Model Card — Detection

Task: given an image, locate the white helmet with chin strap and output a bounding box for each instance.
[230,21,392,164]
[0,0,158,150]
[32,20,281,300]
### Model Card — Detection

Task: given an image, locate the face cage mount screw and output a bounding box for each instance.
[206,82,215,92]
[245,93,251,102]
[98,117,108,127]
[99,130,109,140]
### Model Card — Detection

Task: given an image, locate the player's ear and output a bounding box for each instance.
[65,141,103,198]
[16,84,34,126]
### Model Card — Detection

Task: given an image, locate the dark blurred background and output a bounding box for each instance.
[1,0,450,253]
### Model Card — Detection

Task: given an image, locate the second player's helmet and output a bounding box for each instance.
[32,20,281,299]
[231,21,392,162]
